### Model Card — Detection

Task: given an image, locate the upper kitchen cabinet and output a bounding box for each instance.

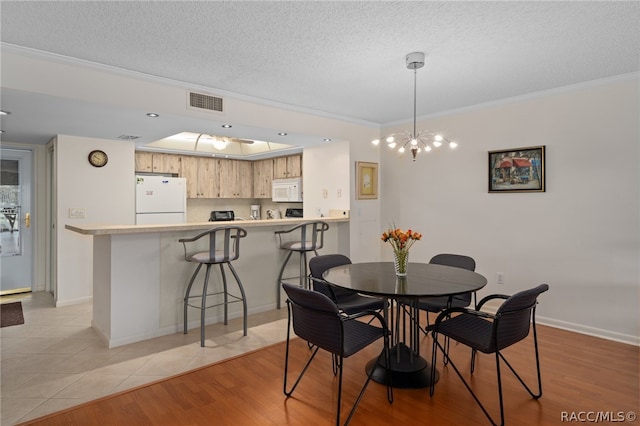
[135,152,182,175]
[219,159,253,198]
[273,154,302,179]
[135,151,153,172]
[253,158,273,199]
[181,156,220,198]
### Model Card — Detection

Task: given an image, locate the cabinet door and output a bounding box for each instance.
[286,154,302,178]
[219,159,253,198]
[197,157,218,198]
[218,159,239,198]
[273,154,302,178]
[180,156,199,198]
[135,152,153,172]
[153,153,181,175]
[253,159,273,198]
[237,160,254,198]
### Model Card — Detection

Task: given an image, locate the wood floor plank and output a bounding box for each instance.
[16,321,639,426]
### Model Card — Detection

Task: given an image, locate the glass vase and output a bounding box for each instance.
[393,250,409,276]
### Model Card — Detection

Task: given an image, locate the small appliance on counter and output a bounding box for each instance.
[250,205,261,220]
[266,209,281,219]
[285,208,303,218]
[209,210,235,222]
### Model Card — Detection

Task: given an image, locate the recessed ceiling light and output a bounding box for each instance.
[0,110,10,116]
[221,124,232,128]
[278,132,287,136]
[146,113,159,118]
[323,138,332,142]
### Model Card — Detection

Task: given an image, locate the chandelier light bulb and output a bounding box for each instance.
[449,141,458,148]
[388,142,397,149]
[398,146,405,153]
[386,136,395,143]
[435,134,443,142]
[410,138,418,146]
[433,140,442,148]
[425,146,432,152]
[371,139,380,146]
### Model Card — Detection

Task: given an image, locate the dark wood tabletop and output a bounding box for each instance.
[323,261,487,299]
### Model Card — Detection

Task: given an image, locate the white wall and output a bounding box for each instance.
[377,76,639,343]
[55,135,135,305]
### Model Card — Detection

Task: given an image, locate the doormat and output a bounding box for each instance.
[1,301,24,328]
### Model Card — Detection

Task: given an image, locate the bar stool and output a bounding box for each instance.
[275,221,329,309]
[179,225,248,347]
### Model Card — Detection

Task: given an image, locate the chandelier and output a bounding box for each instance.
[372,52,457,161]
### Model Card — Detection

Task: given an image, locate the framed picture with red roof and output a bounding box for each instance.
[489,146,545,193]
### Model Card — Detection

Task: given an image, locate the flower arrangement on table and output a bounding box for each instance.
[381,227,422,276]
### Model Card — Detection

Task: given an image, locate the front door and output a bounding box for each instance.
[0,148,33,294]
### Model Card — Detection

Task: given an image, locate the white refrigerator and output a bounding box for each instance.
[135,175,187,224]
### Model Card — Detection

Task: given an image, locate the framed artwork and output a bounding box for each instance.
[488,146,545,193]
[356,161,378,199]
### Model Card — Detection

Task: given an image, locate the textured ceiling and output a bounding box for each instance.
[0,1,639,149]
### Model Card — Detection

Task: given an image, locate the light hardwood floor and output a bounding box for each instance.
[14,313,639,426]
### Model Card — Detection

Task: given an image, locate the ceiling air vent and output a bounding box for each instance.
[118,135,140,140]
[188,91,224,112]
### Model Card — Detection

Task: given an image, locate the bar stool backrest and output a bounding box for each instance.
[181,226,248,264]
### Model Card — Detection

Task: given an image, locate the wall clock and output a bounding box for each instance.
[88,150,108,167]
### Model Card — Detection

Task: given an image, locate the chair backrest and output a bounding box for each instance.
[429,254,476,304]
[309,254,352,300]
[494,284,549,350]
[282,283,343,354]
[182,226,247,263]
[429,253,476,271]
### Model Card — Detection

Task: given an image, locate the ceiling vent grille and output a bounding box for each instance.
[188,91,224,112]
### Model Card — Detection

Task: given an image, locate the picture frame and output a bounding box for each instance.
[488,146,545,193]
[356,161,378,200]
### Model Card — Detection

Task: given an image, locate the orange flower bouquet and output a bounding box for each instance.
[381,227,422,276]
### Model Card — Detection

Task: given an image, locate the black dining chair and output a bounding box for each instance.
[418,253,477,333]
[282,282,393,426]
[309,254,386,315]
[430,283,549,426]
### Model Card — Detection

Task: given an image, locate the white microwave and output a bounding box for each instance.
[272,178,303,203]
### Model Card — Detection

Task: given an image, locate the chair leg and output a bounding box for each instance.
[283,302,320,397]
[199,264,212,347]
[226,262,248,336]
[431,328,543,426]
[183,263,203,334]
[300,251,307,289]
[276,251,294,309]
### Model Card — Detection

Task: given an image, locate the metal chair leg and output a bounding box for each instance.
[183,263,203,334]
[276,251,294,309]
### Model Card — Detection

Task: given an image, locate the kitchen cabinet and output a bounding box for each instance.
[181,156,219,198]
[135,152,153,172]
[273,154,302,179]
[253,159,273,199]
[219,159,253,198]
[135,152,182,175]
[152,153,181,174]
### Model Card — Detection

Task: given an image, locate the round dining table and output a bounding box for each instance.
[323,261,487,388]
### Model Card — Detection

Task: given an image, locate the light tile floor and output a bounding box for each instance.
[0,292,288,425]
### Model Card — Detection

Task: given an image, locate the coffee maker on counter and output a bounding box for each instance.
[250,204,261,220]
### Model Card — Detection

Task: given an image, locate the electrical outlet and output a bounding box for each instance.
[496,272,504,285]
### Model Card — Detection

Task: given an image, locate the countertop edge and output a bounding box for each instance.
[65,217,349,235]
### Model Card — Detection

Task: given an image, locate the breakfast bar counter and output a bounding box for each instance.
[66,217,349,347]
